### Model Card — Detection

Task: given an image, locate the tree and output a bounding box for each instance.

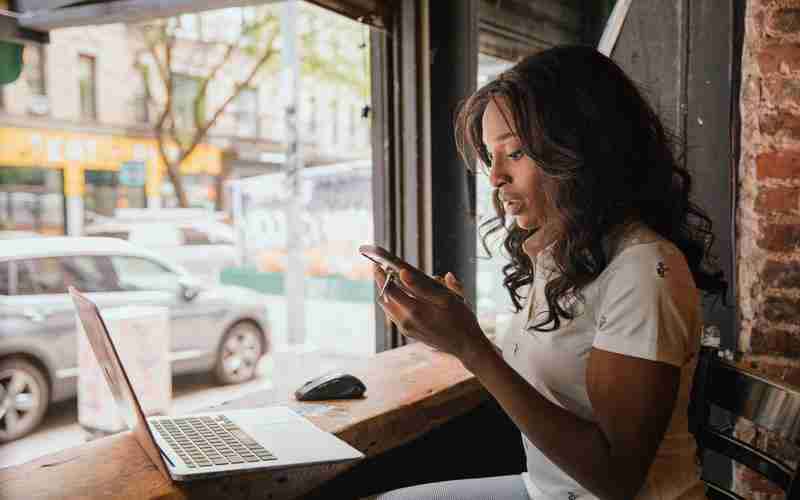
[132,7,280,207]
[132,4,369,208]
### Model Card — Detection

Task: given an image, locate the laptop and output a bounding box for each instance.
[69,287,364,482]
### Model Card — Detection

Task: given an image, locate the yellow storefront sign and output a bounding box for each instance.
[0,127,222,196]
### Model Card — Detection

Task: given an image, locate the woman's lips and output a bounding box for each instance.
[504,200,523,215]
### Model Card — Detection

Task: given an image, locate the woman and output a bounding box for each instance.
[371,46,726,500]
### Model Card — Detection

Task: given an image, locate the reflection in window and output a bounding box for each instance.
[111,256,179,293]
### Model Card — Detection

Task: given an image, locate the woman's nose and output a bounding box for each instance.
[489,158,507,188]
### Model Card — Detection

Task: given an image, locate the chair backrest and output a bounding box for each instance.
[689,346,800,499]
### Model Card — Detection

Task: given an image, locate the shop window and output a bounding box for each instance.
[0,167,65,235]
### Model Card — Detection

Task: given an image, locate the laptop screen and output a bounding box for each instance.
[69,287,172,483]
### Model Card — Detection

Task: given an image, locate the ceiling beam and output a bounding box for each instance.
[15,0,388,31]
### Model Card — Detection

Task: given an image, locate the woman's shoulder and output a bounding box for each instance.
[602,223,691,282]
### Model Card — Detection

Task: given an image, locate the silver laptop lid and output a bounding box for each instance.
[69,287,173,484]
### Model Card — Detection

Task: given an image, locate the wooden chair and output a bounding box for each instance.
[689,345,800,499]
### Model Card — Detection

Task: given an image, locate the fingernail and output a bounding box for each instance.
[446,272,460,283]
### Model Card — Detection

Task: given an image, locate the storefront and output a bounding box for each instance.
[0,127,222,235]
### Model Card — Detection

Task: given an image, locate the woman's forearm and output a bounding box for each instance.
[462,341,643,500]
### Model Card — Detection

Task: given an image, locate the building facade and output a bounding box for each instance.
[0,4,371,236]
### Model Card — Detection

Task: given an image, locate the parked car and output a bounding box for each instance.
[84,218,237,284]
[0,237,270,442]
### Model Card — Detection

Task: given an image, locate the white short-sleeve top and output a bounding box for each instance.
[500,223,706,500]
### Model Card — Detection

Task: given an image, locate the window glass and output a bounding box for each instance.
[0,261,8,295]
[0,167,65,235]
[61,256,117,292]
[16,258,66,295]
[90,231,130,240]
[79,54,97,120]
[476,53,516,344]
[180,227,212,245]
[172,74,203,132]
[232,87,259,137]
[111,256,180,293]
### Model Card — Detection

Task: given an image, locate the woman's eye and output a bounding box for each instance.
[509,150,524,160]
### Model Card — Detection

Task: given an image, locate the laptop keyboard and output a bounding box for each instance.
[151,415,277,469]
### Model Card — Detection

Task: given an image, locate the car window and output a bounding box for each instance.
[90,231,130,240]
[180,227,212,245]
[16,258,67,295]
[13,257,117,295]
[111,256,180,293]
[0,261,8,295]
[61,256,119,292]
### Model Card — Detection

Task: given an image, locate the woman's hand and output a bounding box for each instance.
[372,263,491,365]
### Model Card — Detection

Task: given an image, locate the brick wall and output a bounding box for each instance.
[736,0,800,497]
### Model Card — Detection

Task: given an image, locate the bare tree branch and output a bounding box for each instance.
[180,25,280,164]
[192,43,236,130]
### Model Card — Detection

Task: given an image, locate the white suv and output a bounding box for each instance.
[0,237,270,442]
[84,219,237,284]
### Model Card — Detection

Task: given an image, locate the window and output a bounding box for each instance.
[172,14,202,39]
[309,95,318,136]
[172,74,203,132]
[78,54,97,120]
[14,256,114,295]
[201,8,243,43]
[61,256,116,292]
[25,45,47,96]
[25,45,48,115]
[330,99,339,146]
[134,72,149,124]
[0,261,8,295]
[180,227,212,245]
[111,256,180,293]
[90,231,130,240]
[232,87,259,137]
[349,103,357,139]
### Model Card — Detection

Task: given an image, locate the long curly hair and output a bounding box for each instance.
[455,45,727,332]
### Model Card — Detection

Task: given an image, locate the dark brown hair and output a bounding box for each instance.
[455,45,727,332]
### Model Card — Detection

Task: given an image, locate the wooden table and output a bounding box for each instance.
[0,343,491,500]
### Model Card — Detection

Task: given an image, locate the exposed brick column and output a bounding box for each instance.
[736,0,800,497]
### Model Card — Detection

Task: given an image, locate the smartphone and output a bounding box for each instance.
[358,244,404,274]
[358,244,458,301]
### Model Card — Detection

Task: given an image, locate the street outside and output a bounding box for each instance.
[1,344,368,469]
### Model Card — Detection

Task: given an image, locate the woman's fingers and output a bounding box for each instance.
[374,266,435,341]
[444,272,464,296]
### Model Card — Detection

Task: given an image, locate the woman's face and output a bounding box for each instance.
[481,97,549,231]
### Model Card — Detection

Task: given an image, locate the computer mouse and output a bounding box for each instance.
[294,371,367,401]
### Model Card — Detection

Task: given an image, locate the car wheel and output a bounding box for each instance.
[214,322,265,385]
[0,357,50,443]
